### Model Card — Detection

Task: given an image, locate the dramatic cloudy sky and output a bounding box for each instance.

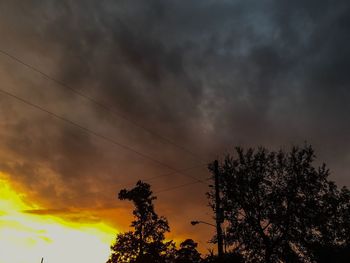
[0,0,350,261]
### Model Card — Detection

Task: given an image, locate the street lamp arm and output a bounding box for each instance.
[190,220,216,228]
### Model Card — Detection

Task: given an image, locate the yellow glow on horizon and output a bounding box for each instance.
[0,173,118,263]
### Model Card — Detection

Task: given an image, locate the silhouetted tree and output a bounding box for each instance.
[304,180,350,262]
[202,251,243,263]
[175,239,201,263]
[208,145,350,262]
[107,181,175,263]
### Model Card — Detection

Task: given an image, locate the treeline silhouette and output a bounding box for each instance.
[106,145,350,263]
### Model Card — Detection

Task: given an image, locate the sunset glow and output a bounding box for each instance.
[0,173,117,263]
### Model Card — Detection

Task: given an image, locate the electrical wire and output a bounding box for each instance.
[0,49,208,163]
[0,87,207,185]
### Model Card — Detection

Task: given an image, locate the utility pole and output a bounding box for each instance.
[214,160,224,259]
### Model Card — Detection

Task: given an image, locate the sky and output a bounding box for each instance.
[0,0,350,262]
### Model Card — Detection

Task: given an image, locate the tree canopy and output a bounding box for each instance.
[175,239,201,263]
[107,145,350,263]
[208,145,350,262]
[107,181,174,263]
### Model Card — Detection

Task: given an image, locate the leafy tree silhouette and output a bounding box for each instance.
[202,252,243,263]
[107,181,175,263]
[175,239,201,263]
[208,145,350,262]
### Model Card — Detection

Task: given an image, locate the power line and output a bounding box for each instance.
[118,168,209,196]
[73,164,209,202]
[124,163,207,188]
[0,49,207,163]
[155,178,211,194]
[0,88,207,185]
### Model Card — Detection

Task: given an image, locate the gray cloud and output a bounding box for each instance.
[1,0,350,246]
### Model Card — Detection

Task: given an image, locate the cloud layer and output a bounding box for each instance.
[1,0,350,245]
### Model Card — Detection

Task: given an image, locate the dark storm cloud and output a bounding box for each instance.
[1,0,350,243]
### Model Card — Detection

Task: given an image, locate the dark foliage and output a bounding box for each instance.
[202,252,244,263]
[106,145,350,263]
[107,181,175,263]
[208,145,350,262]
[175,239,202,263]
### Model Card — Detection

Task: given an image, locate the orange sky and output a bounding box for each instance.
[0,172,120,263]
[0,169,212,263]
